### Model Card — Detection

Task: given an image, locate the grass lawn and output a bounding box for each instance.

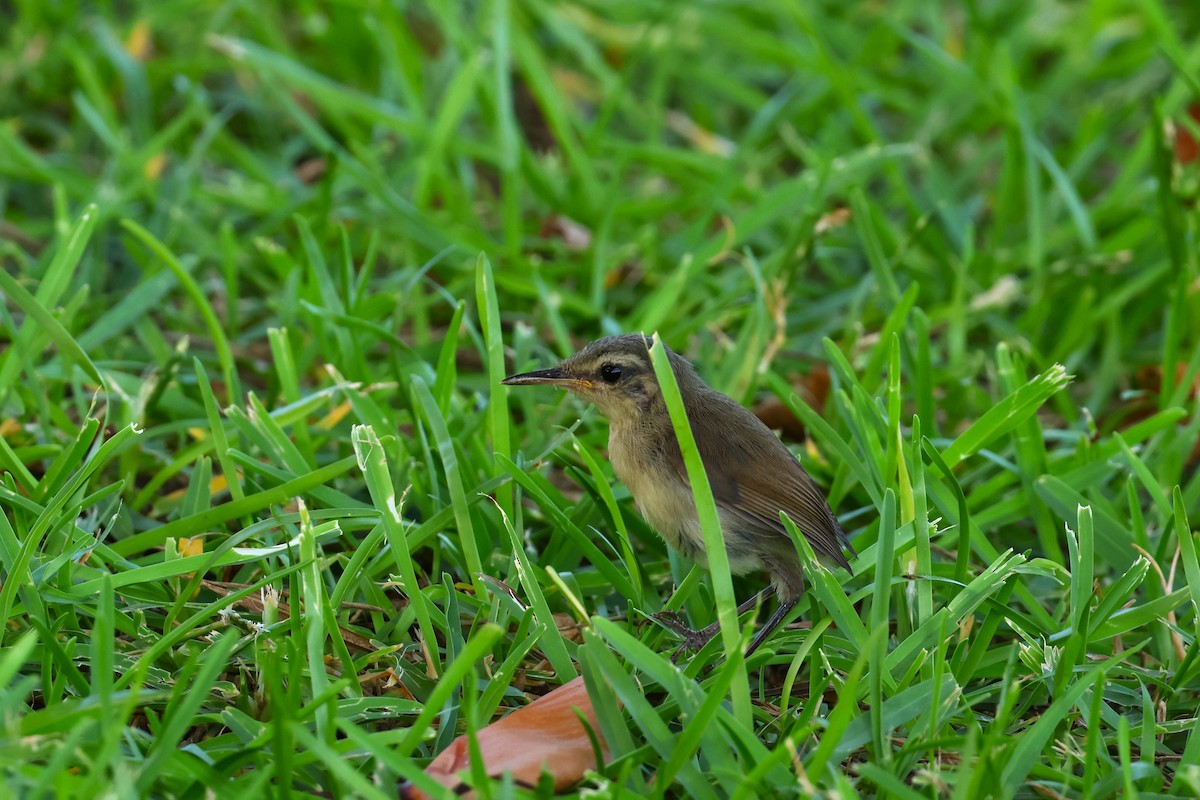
[2,1,1200,797]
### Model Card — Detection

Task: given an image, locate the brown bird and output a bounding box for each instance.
[503,333,854,659]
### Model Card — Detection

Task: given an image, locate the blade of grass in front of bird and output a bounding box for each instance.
[648,332,750,726]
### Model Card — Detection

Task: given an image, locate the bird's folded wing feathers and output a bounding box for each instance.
[717,469,852,568]
[668,392,853,570]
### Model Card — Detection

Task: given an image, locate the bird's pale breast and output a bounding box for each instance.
[609,428,765,575]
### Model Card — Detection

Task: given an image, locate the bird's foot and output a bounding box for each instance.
[649,612,721,664]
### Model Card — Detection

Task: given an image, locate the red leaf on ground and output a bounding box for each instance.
[402,676,609,799]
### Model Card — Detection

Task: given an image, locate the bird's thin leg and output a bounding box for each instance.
[743,596,798,660]
[651,586,778,663]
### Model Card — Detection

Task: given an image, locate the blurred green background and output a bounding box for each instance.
[3,0,1194,393]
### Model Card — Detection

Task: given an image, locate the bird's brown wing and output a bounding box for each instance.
[672,389,853,570]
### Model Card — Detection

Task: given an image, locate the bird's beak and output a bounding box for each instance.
[501,367,586,387]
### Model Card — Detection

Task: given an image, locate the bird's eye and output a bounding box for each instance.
[599,364,623,383]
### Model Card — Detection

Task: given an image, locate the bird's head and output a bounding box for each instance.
[502,333,692,422]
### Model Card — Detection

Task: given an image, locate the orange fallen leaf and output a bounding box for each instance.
[403,676,612,799]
